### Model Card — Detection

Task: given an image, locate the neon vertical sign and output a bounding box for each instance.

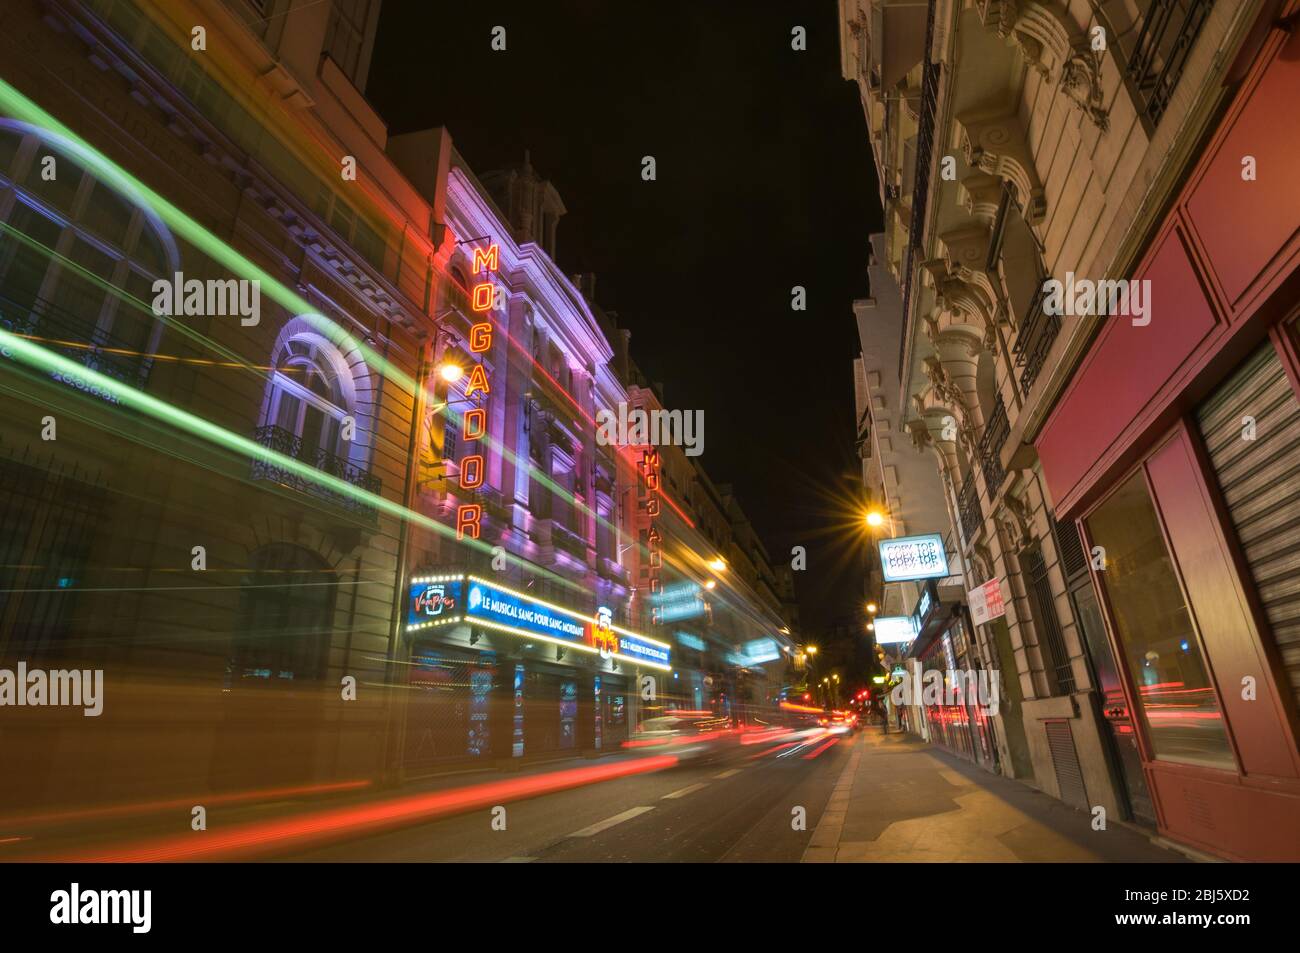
[455,242,500,540]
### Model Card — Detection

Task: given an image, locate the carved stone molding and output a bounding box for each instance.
[997,493,1034,553]
[978,0,1107,131]
[957,172,1005,226]
[1061,49,1109,132]
[906,416,933,452]
[971,542,996,584]
[956,107,1046,223]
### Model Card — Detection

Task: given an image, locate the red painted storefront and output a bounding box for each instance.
[1035,15,1300,860]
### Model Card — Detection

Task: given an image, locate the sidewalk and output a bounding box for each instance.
[802,727,1187,863]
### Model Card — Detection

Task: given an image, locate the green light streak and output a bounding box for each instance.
[0,77,646,582]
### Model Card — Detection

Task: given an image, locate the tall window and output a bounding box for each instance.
[266,336,350,465]
[1087,471,1235,770]
[0,128,170,385]
[323,0,374,84]
[228,543,336,685]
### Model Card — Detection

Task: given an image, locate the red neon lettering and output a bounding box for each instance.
[469,322,493,352]
[472,243,499,274]
[465,364,490,397]
[456,504,482,540]
[471,282,494,311]
[459,454,484,489]
[462,408,486,441]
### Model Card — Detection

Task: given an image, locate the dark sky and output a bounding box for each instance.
[367,0,882,633]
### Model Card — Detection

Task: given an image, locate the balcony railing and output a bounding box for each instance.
[250,425,381,522]
[0,288,153,398]
[898,1,941,378]
[978,396,1010,495]
[1125,0,1214,129]
[1013,283,1060,398]
[958,475,982,545]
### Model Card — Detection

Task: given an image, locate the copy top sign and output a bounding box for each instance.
[878,533,949,582]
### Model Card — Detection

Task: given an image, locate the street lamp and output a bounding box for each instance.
[866,602,878,614]
[707,557,727,572]
[864,508,885,528]
[438,362,463,383]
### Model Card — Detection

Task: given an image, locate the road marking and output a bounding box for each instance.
[501,856,536,863]
[662,782,710,800]
[569,806,655,837]
[713,768,743,779]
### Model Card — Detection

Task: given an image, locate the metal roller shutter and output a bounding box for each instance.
[1197,344,1300,712]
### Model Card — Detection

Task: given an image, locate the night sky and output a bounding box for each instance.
[367,1,883,634]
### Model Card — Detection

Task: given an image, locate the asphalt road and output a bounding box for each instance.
[277,732,855,862]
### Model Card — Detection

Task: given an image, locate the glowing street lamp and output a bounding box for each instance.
[864,508,885,528]
[438,362,463,383]
[866,602,878,614]
[707,557,727,572]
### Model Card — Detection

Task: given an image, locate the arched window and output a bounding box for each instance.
[266,335,351,464]
[228,543,336,685]
[0,125,174,387]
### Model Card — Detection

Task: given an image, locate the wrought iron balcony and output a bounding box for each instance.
[959,474,983,545]
[1013,284,1060,398]
[1126,0,1214,129]
[0,289,153,396]
[978,396,1010,495]
[250,425,381,522]
[897,1,941,378]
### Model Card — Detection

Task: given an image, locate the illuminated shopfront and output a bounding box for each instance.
[1035,25,1300,861]
[402,571,670,771]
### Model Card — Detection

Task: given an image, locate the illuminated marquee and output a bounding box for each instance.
[455,242,500,541]
[405,575,671,670]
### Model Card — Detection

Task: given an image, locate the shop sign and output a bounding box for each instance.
[878,533,949,582]
[873,615,917,645]
[407,575,465,631]
[968,577,1007,626]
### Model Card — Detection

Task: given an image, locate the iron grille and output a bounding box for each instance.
[1051,511,1088,579]
[1013,283,1060,397]
[958,475,982,544]
[1126,0,1215,129]
[978,396,1009,494]
[250,424,381,522]
[1023,544,1076,694]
